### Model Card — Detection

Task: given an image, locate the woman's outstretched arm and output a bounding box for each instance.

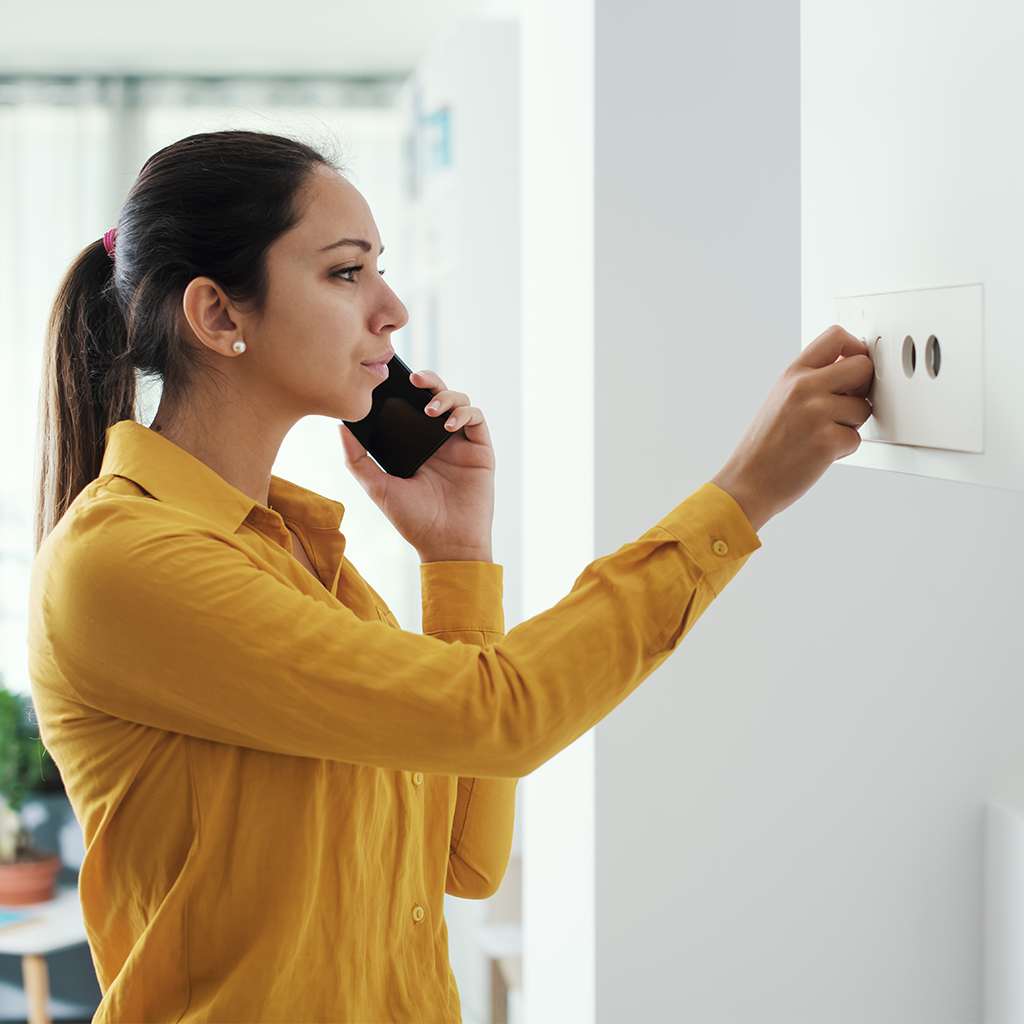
[31,326,872,783]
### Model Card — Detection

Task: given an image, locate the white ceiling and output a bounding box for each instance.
[0,0,500,78]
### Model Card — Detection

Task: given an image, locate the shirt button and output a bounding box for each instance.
[412,905,425,924]
[413,772,424,786]
[712,540,729,557]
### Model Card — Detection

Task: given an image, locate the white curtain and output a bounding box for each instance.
[0,76,416,695]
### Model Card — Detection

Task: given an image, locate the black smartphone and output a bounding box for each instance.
[342,354,455,478]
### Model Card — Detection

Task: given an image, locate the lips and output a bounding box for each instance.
[362,351,394,381]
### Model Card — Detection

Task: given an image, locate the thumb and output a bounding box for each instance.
[338,423,388,503]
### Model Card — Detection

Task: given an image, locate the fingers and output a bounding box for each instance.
[792,327,874,402]
[442,404,486,433]
[425,390,471,423]
[412,370,487,435]
[797,324,869,369]
[826,420,863,460]
[408,369,468,421]
[819,352,874,396]
[410,369,446,393]
[831,393,872,430]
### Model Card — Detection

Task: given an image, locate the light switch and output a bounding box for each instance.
[835,284,984,453]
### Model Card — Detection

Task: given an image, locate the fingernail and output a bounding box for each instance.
[445,417,457,429]
[427,401,441,413]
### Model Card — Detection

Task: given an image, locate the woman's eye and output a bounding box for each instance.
[331,265,385,282]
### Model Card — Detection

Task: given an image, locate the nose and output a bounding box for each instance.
[371,276,409,335]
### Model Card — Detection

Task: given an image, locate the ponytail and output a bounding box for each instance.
[35,239,135,549]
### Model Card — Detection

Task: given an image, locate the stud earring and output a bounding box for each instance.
[232,341,246,355]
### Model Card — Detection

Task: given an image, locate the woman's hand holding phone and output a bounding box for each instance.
[340,369,496,564]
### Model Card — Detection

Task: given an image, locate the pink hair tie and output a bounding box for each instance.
[102,228,117,259]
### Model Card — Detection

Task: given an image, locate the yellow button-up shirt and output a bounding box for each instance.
[28,421,759,1023]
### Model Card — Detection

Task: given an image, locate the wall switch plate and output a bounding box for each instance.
[835,284,984,453]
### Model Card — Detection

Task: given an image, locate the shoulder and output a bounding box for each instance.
[48,472,241,549]
[34,474,247,611]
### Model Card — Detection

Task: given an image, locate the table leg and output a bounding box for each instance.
[21,953,50,1024]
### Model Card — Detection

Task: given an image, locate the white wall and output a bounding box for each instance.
[802,0,1024,491]
[593,1,1024,1021]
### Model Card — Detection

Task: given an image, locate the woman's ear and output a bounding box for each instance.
[181,277,247,357]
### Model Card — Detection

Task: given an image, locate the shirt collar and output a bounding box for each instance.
[100,421,345,536]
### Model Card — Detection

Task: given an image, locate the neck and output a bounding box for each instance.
[149,385,296,508]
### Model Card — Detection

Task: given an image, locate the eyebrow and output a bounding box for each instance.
[318,238,385,255]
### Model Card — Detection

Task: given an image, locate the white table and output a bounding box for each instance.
[0,886,88,1024]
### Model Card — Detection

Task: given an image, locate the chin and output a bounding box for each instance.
[334,393,375,423]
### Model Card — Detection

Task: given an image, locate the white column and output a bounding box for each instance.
[519,0,596,1021]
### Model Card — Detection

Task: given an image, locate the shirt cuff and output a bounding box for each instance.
[421,561,505,644]
[655,482,762,595]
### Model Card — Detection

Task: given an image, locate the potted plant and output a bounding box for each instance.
[0,682,62,904]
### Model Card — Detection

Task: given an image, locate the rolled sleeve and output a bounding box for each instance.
[421,561,505,645]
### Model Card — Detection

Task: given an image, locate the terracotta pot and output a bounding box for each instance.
[0,851,61,905]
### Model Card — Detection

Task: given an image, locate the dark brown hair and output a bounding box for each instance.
[35,130,332,548]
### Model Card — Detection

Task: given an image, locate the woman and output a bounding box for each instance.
[29,131,871,1023]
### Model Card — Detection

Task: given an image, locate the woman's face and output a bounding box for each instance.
[241,164,408,423]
